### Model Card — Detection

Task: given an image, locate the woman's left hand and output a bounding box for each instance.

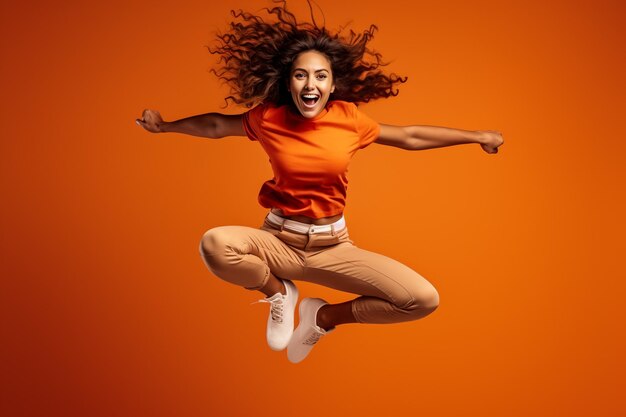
[477,130,504,154]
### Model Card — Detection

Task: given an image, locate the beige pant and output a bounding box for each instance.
[199,214,439,324]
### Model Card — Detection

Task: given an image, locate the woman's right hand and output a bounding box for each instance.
[136,109,164,133]
[477,130,504,154]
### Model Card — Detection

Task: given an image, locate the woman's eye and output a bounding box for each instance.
[295,73,305,79]
[317,74,327,80]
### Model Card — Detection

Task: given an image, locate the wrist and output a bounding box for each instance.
[471,130,486,145]
[159,121,171,133]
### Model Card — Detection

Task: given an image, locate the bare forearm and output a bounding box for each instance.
[406,125,482,150]
[160,113,221,138]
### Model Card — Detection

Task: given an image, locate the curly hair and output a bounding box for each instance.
[207,0,408,108]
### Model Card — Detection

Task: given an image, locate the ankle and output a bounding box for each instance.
[274,278,286,296]
[316,305,335,331]
[259,276,286,298]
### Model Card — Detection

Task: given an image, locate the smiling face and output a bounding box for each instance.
[288,50,336,119]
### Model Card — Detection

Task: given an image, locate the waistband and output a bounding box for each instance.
[266,211,346,235]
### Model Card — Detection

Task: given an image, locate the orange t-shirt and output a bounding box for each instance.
[242,100,380,219]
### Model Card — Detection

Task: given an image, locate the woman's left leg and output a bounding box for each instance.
[285,227,439,362]
[300,230,440,327]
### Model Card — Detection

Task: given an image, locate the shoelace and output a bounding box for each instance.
[303,330,323,345]
[251,295,285,323]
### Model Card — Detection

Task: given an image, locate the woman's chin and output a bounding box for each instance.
[296,101,325,118]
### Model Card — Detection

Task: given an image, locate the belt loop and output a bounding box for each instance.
[330,223,335,236]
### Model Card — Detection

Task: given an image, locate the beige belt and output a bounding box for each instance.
[266,211,346,235]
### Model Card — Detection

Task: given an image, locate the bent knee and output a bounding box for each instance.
[199,228,238,273]
[423,288,440,311]
[404,285,440,312]
[199,227,232,258]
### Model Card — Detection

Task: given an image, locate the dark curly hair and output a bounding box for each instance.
[207,0,408,108]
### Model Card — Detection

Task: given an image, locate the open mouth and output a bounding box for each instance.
[301,94,320,108]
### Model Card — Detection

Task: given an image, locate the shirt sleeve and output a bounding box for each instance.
[353,104,381,149]
[241,104,267,142]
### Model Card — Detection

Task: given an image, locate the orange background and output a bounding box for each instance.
[1,0,625,416]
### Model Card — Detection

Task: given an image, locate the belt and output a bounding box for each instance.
[266,211,346,235]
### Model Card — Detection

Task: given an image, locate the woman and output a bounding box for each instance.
[136,1,503,363]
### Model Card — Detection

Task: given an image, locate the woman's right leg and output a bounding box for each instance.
[198,225,305,292]
[199,224,308,351]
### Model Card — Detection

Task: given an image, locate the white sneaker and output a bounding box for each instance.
[252,279,299,351]
[287,298,334,363]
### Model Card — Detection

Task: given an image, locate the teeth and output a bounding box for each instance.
[302,94,319,99]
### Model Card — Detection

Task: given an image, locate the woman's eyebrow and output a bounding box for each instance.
[292,68,330,73]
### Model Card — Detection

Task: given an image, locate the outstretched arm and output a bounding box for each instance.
[375,124,504,154]
[135,109,246,139]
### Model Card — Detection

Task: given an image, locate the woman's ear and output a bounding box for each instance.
[331,83,336,93]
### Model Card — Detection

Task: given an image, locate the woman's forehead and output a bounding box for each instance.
[292,50,332,70]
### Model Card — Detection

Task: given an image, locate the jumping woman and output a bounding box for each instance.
[136,1,504,363]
